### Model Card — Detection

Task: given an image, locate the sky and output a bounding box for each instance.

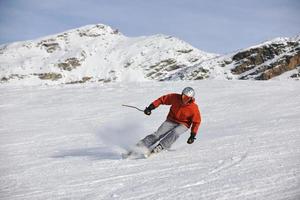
[0,0,299,54]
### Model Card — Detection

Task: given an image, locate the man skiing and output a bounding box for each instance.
[136,87,201,156]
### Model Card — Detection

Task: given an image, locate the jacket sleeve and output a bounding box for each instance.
[152,93,176,108]
[191,106,201,135]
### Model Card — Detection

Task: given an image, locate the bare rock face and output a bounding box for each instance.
[145,58,182,80]
[230,39,300,80]
[37,39,61,53]
[258,53,300,80]
[35,73,62,80]
[57,57,81,71]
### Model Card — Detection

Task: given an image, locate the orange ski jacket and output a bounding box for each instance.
[152,93,201,135]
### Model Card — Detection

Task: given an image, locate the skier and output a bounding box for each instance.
[137,87,201,156]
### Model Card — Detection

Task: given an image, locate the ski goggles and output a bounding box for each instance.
[181,94,192,104]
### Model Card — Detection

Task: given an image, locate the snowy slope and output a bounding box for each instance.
[1,81,300,199]
[0,24,215,85]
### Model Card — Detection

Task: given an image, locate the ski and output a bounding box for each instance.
[121,144,164,159]
[121,151,148,159]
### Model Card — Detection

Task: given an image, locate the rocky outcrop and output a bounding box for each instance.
[66,76,92,84]
[145,59,184,80]
[230,39,300,80]
[0,23,299,85]
[37,39,61,53]
[166,36,300,81]
[57,57,81,71]
[34,73,62,80]
[257,53,300,80]
[0,74,26,82]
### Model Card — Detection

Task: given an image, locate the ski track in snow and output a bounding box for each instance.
[0,81,300,200]
[181,152,249,189]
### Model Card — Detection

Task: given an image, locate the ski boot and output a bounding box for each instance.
[151,144,164,154]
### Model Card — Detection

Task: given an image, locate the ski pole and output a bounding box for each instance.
[122,104,144,112]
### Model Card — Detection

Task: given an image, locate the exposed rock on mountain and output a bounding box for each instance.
[231,38,300,80]
[0,24,215,85]
[167,36,300,81]
[0,24,299,85]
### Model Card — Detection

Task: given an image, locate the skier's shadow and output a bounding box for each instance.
[52,147,122,160]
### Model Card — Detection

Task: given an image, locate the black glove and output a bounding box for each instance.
[187,132,196,144]
[144,103,155,115]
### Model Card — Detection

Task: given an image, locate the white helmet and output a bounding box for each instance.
[182,87,195,98]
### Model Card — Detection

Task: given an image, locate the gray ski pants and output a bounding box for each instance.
[139,120,188,149]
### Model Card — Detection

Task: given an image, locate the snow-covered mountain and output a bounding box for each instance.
[0,24,299,85]
[0,24,215,85]
[167,36,300,81]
